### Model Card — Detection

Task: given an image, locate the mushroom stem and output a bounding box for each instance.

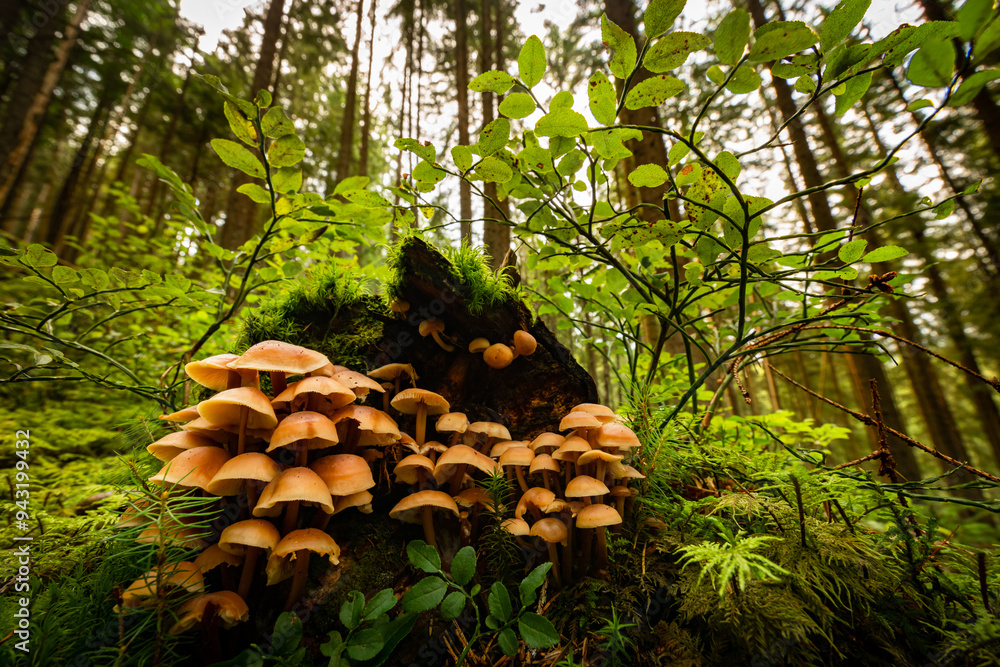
[270,371,287,397]
[546,542,562,588]
[246,482,260,514]
[416,402,428,447]
[563,517,574,586]
[421,506,437,547]
[448,464,469,494]
[514,466,529,494]
[431,331,455,352]
[226,371,242,390]
[312,511,333,532]
[237,405,250,456]
[237,546,259,600]
[284,549,311,611]
[596,527,609,573]
[200,601,223,664]
[581,528,593,576]
[295,443,307,468]
[541,470,551,492]
[282,500,300,535]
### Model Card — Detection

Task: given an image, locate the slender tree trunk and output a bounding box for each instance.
[220,0,287,250]
[147,62,194,229]
[358,0,377,177]
[0,0,91,214]
[335,0,366,182]
[483,0,510,267]
[270,0,296,105]
[455,0,472,242]
[479,0,501,262]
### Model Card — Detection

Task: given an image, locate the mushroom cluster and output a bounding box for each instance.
[125,340,403,640]
[467,328,537,369]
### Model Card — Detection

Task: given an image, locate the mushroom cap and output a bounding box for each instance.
[415,441,449,458]
[390,298,410,314]
[389,490,460,524]
[436,412,469,434]
[146,431,219,462]
[553,436,591,461]
[119,561,204,610]
[433,445,499,485]
[331,405,401,446]
[577,450,624,467]
[198,387,278,430]
[272,376,356,412]
[266,411,340,453]
[483,343,514,369]
[594,423,641,450]
[489,440,527,458]
[253,468,334,517]
[515,487,557,519]
[310,454,375,496]
[333,490,374,514]
[207,453,282,496]
[559,411,603,432]
[609,485,633,498]
[499,446,535,467]
[228,340,330,375]
[368,363,418,385]
[169,591,249,635]
[565,475,610,498]
[575,503,622,529]
[502,517,530,536]
[468,337,490,354]
[159,406,201,423]
[453,487,495,511]
[418,318,446,337]
[149,446,231,492]
[572,403,617,423]
[544,498,573,515]
[513,330,537,356]
[194,544,243,572]
[391,388,451,416]
[180,417,236,444]
[333,370,386,397]
[266,528,341,585]
[529,432,565,452]
[219,519,281,555]
[530,517,568,545]
[617,464,646,480]
[185,354,255,391]
[393,454,435,485]
[529,454,560,474]
[466,421,511,443]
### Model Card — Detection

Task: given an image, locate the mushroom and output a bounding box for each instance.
[159,405,202,423]
[149,446,232,494]
[433,444,499,494]
[515,487,556,522]
[146,432,219,462]
[436,412,469,447]
[186,353,257,391]
[266,411,340,467]
[502,517,533,550]
[559,410,603,438]
[483,343,514,369]
[530,518,567,587]
[553,436,591,484]
[465,421,511,455]
[168,591,249,635]
[564,475,609,505]
[529,454,560,493]
[593,422,641,452]
[419,318,455,352]
[227,340,331,397]
[391,388,450,448]
[267,528,341,611]
[330,405,401,453]
[513,330,537,356]
[254,467,334,534]
[206,452,281,513]
[310,453,375,529]
[577,450,624,492]
[194,544,243,592]
[576,503,621,574]
[572,403,617,424]
[367,364,419,410]
[489,440,527,459]
[219,519,281,600]
[393,454,436,489]
[468,337,490,354]
[271,376,356,415]
[198,387,278,456]
[332,369,386,401]
[116,561,204,611]
[499,446,534,493]
[390,298,410,318]
[389,490,460,548]
[529,432,565,455]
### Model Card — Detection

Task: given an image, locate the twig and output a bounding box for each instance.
[869,379,898,483]
[789,475,807,549]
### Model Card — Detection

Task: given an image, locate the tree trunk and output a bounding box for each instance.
[147,61,194,232]
[479,0,501,263]
[220,0,287,250]
[358,0,377,177]
[335,0,366,183]
[454,0,472,242]
[270,0,296,104]
[0,0,90,214]
[482,0,510,265]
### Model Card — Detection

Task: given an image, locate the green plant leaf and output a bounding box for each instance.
[535,107,589,137]
[271,612,303,656]
[628,163,669,188]
[726,64,761,93]
[401,576,447,612]
[452,145,473,172]
[267,134,306,168]
[261,106,295,138]
[211,139,266,178]
[602,14,637,79]
[440,591,467,621]
[551,91,574,110]
[838,238,868,263]
[862,246,908,263]
[450,546,476,585]
[470,70,515,94]
[498,628,518,657]
[715,9,751,66]
[478,118,511,156]
[224,101,258,146]
[412,161,447,192]
[644,0,687,38]
[959,0,994,41]
[519,35,546,87]
[362,588,398,622]
[343,190,392,208]
[588,72,617,125]
[907,38,955,87]
[394,138,436,164]
[254,89,272,108]
[876,22,959,68]
[80,268,108,290]
[25,244,57,268]
[475,156,513,183]
[52,266,78,283]
[518,562,552,607]
[519,145,555,171]
[238,183,271,204]
[820,0,872,52]
[499,92,536,119]
[748,21,819,63]
[518,613,560,649]
[406,540,441,573]
[346,628,385,661]
[676,162,702,186]
[624,74,684,109]
[272,167,302,194]
[557,149,586,176]
[645,31,711,72]
[834,70,873,115]
[341,591,365,631]
[488,582,512,622]
[715,151,741,181]
[669,141,690,166]
[950,69,1000,106]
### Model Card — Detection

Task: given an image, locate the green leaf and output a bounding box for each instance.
[602,14,637,79]
[628,163,669,188]
[825,43,872,78]
[624,74,684,109]
[451,546,477,585]
[254,89,272,108]
[726,64,761,93]
[676,162,702,186]
[499,92,535,119]
[470,70,515,94]
[976,13,1000,60]
[907,98,934,111]
[645,31,711,72]
[535,107,589,137]
[440,591,466,621]
[748,21,819,63]
[25,244,57,268]
[238,183,272,204]
[412,161,446,192]
[950,69,1000,106]
[406,541,441,573]
[346,628,385,661]
[588,72,617,125]
[876,22,960,68]
[820,0,872,52]
[394,138,436,164]
[478,118,511,156]
[340,591,364,631]
[772,54,820,78]
[267,134,306,168]
[344,190,393,208]
[401,576,447,612]
[271,612,303,656]
[80,268,108,290]
[556,149,585,177]
[518,35,546,87]
[224,101,258,146]
[706,65,725,84]
[715,151,741,181]
[362,589,398,622]
[498,628,518,657]
[211,139,266,178]
[834,70,873,115]
[961,179,982,195]
[551,91,574,110]
[715,9,751,66]
[959,0,994,41]
[862,246,908,263]
[907,39,955,87]
[518,562,551,607]
[282,260,303,278]
[261,107,295,138]
[474,156,513,183]
[668,141,690,166]
[452,145,473,172]
[591,129,632,160]
[838,238,868,263]
[518,613,560,649]
[272,167,302,194]
[335,176,370,194]
[644,0,687,38]
[488,582,512,622]
[50,265,77,283]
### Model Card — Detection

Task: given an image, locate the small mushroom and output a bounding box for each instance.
[391,388,450,447]
[218,519,281,600]
[254,467,334,534]
[530,518,567,587]
[483,343,514,369]
[227,340,331,397]
[390,298,410,318]
[389,490,460,548]
[513,330,537,356]
[419,318,456,352]
[468,337,490,354]
[267,528,341,611]
[168,591,249,635]
[576,503,621,574]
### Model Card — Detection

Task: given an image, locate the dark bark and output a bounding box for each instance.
[479,0,501,263]
[358,0,377,177]
[483,0,509,268]
[454,0,472,242]
[335,0,366,183]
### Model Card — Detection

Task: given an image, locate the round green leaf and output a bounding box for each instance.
[406,541,441,573]
[645,31,711,72]
[628,163,669,188]
[450,546,476,585]
[862,246,908,263]
[838,238,868,263]
[535,108,589,137]
[401,576,447,612]
[644,0,687,38]
[475,156,513,183]
[907,38,955,87]
[588,71,617,125]
[440,591,467,621]
[498,628,518,657]
[518,35,546,88]
[624,75,684,109]
[345,628,385,662]
[470,70,515,94]
[518,612,560,649]
[748,21,820,63]
[499,92,536,119]
[478,118,511,156]
[267,134,306,168]
[212,139,266,178]
[715,9,751,66]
